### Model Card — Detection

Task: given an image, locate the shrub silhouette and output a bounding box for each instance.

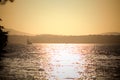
[0,20,8,51]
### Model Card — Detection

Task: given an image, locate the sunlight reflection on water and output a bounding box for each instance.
[34,44,96,80]
[2,43,120,80]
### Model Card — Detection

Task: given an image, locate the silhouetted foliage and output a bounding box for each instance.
[0,19,8,52]
[0,0,14,51]
[0,0,14,5]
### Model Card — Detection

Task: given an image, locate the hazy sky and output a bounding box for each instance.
[0,0,120,35]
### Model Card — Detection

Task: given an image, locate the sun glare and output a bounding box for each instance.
[42,44,86,79]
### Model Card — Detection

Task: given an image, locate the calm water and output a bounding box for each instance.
[0,43,120,80]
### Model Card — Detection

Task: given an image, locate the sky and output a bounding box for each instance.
[0,0,120,35]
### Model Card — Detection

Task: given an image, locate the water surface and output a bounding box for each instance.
[0,43,120,80]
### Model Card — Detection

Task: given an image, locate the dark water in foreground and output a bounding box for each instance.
[0,43,120,80]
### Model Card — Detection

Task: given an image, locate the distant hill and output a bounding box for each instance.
[101,32,120,35]
[8,34,120,44]
[6,28,34,36]
[7,31,120,44]
[29,34,120,43]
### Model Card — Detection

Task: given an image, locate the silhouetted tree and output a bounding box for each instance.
[0,21,8,51]
[0,0,14,5]
[0,0,14,52]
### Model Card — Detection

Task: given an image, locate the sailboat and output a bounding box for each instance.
[27,39,32,45]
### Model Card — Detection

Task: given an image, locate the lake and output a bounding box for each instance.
[0,43,120,80]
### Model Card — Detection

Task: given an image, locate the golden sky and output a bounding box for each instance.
[0,0,120,35]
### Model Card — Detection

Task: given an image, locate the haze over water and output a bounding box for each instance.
[0,43,120,80]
